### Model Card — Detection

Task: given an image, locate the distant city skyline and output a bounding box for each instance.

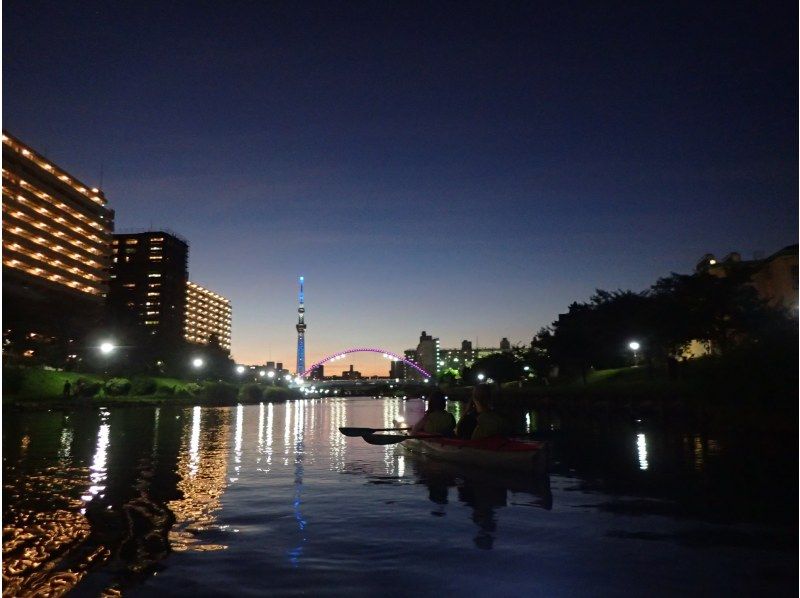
[4,2,796,375]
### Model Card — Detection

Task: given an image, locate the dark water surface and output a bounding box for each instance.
[2,398,796,597]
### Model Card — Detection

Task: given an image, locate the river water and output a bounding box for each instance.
[2,397,796,597]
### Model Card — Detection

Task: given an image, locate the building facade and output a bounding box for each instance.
[185,281,232,353]
[2,130,114,359]
[696,245,799,313]
[107,231,188,345]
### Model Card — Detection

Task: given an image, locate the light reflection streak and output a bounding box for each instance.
[189,406,201,477]
[58,426,73,463]
[169,407,231,552]
[266,403,274,468]
[234,404,243,480]
[328,399,346,472]
[637,433,649,471]
[693,435,704,471]
[289,400,307,567]
[258,402,265,457]
[152,407,161,457]
[83,409,110,502]
[284,401,292,465]
[382,399,401,475]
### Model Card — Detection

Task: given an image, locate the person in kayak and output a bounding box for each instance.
[470,386,509,440]
[411,391,455,436]
[455,385,488,439]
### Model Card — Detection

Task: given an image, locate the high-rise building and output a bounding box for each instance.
[2,131,114,357]
[310,364,324,380]
[107,231,188,345]
[185,281,232,353]
[408,331,438,380]
[500,337,511,352]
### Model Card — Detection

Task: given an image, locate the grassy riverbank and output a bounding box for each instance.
[2,366,301,409]
[443,358,797,432]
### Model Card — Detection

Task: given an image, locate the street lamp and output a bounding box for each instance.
[628,341,640,365]
[192,358,204,368]
[98,341,115,379]
[235,365,245,374]
[477,373,485,382]
[267,370,275,385]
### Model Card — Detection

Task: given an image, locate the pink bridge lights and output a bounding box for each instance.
[300,347,432,379]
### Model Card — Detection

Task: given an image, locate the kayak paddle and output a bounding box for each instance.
[339,426,411,437]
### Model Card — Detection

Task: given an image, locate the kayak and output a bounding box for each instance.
[401,433,548,473]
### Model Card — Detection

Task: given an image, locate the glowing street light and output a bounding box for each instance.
[628,341,641,365]
[259,370,266,377]
[267,371,275,378]
[98,341,115,379]
[235,365,246,374]
[477,373,485,381]
[192,358,204,369]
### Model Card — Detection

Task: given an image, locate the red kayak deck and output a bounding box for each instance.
[412,433,546,452]
[404,434,548,472]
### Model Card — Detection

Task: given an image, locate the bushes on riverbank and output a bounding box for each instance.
[2,366,301,406]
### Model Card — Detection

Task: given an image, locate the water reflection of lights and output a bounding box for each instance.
[383,399,402,475]
[266,402,274,467]
[169,407,231,553]
[258,402,265,456]
[152,407,161,456]
[289,401,307,567]
[58,426,74,462]
[328,399,347,472]
[83,409,110,502]
[232,403,243,482]
[189,406,201,477]
[693,435,704,471]
[637,433,649,471]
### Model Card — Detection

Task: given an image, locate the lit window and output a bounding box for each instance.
[125,239,138,245]
[148,273,161,278]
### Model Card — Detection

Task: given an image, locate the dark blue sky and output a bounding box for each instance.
[4,1,797,372]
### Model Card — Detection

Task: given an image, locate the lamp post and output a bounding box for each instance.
[98,341,115,380]
[267,370,276,385]
[192,357,204,381]
[477,373,485,383]
[628,341,641,366]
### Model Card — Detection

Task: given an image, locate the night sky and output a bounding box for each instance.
[3,1,797,373]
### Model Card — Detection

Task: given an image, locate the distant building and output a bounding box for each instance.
[2,130,115,359]
[500,337,511,352]
[389,359,405,379]
[310,364,324,380]
[342,364,361,379]
[184,281,232,353]
[107,231,188,345]
[409,330,439,380]
[438,339,476,373]
[696,245,798,313]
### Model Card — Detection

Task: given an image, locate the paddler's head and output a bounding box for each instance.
[472,384,492,413]
[427,390,446,412]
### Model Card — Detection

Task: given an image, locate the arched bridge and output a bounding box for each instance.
[300,347,432,379]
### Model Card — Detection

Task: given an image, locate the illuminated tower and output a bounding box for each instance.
[295,276,306,375]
